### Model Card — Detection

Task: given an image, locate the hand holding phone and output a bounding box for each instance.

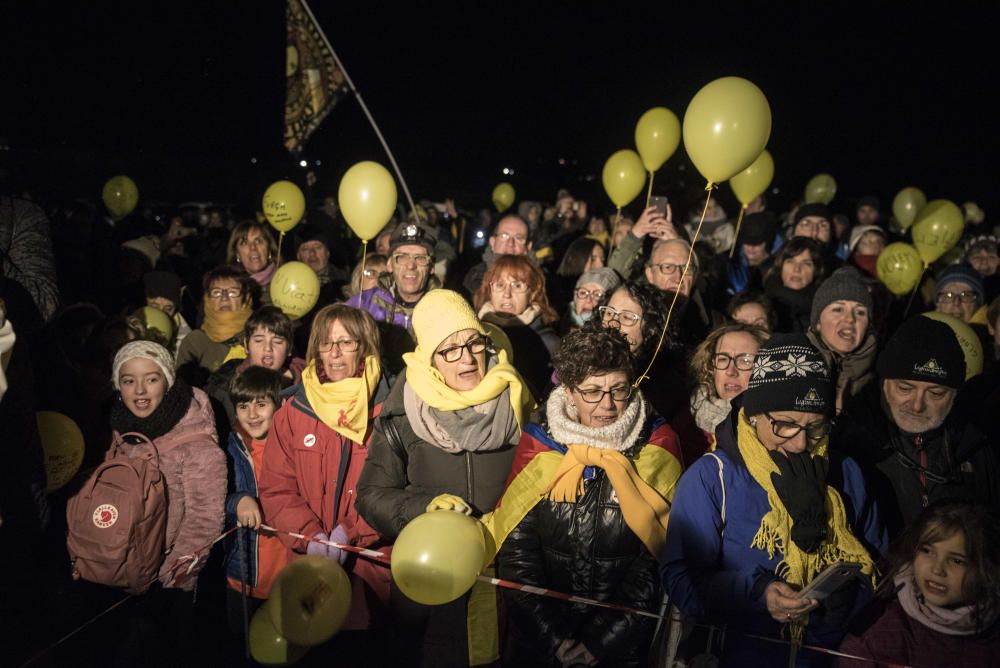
[795,562,862,601]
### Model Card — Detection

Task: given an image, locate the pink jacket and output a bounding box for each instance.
[112,387,226,590]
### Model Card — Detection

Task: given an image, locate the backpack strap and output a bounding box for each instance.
[705,452,726,537]
[381,416,407,465]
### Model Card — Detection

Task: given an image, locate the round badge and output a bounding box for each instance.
[93,503,119,529]
[303,434,316,448]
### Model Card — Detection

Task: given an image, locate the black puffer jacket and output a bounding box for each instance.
[355,369,517,540]
[496,415,660,667]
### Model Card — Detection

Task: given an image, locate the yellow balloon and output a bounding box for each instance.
[36,411,85,492]
[635,107,681,172]
[138,306,174,342]
[102,175,138,221]
[876,242,924,296]
[251,603,309,666]
[391,511,486,606]
[911,199,965,265]
[682,77,772,184]
[729,150,774,206]
[923,312,984,380]
[492,182,516,212]
[269,262,320,320]
[601,149,646,208]
[269,557,351,647]
[963,201,985,225]
[892,187,926,230]
[262,181,306,234]
[804,173,837,205]
[338,161,397,241]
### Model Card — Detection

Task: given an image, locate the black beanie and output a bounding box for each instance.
[738,212,778,246]
[810,267,873,326]
[794,203,832,225]
[143,271,182,306]
[876,316,966,389]
[744,333,834,417]
[295,223,334,252]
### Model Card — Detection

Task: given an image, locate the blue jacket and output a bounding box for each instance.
[224,430,260,586]
[659,408,888,667]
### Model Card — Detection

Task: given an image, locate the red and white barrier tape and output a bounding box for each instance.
[258,523,385,559]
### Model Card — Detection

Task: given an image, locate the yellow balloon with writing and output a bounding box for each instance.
[269,557,351,647]
[269,262,320,320]
[391,510,486,606]
[682,77,772,184]
[911,199,964,265]
[250,602,309,665]
[635,107,681,172]
[892,187,926,230]
[338,161,397,241]
[729,150,774,206]
[876,242,923,295]
[138,306,174,343]
[804,173,837,205]
[102,175,139,221]
[262,181,306,233]
[601,149,646,208]
[923,312,983,380]
[492,182,516,212]
[36,411,85,492]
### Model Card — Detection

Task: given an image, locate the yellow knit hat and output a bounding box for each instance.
[411,289,486,366]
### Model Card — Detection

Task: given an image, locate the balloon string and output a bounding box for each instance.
[729,205,747,259]
[360,241,368,287]
[903,265,927,317]
[458,218,466,255]
[613,206,622,229]
[278,231,285,265]
[635,181,715,388]
[645,171,655,208]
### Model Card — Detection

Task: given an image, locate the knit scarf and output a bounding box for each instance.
[201,295,253,343]
[110,379,194,441]
[401,346,534,429]
[544,388,670,556]
[250,262,277,286]
[301,356,381,444]
[895,565,988,636]
[403,381,518,454]
[478,302,541,328]
[735,408,876,639]
[690,387,734,434]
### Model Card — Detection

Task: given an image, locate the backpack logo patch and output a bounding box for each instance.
[303,433,316,448]
[93,504,119,528]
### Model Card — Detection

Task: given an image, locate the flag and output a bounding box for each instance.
[284,0,347,153]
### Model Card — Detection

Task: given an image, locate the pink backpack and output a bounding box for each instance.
[66,432,168,594]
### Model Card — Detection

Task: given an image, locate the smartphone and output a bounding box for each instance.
[795,562,862,601]
[650,195,669,217]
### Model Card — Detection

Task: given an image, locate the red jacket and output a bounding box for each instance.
[259,384,390,630]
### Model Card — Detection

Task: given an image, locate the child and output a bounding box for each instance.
[224,366,289,628]
[836,501,1000,667]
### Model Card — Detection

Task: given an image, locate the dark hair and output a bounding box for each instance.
[225,220,278,267]
[554,327,634,389]
[726,291,776,332]
[765,237,826,287]
[201,265,260,306]
[229,365,283,407]
[556,237,605,277]
[887,501,1000,632]
[243,305,293,345]
[590,281,669,364]
[474,254,559,324]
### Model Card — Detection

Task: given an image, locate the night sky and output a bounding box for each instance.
[2,1,997,220]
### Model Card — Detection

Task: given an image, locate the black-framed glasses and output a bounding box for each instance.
[712,353,756,371]
[647,262,683,276]
[763,412,832,442]
[435,336,492,363]
[573,384,632,404]
[392,252,433,267]
[936,291,979,305]
[574,288,604,301]
[208,287,244,300]
[318,338,360,353]
[489,279,528,294]
[598,305,641,326]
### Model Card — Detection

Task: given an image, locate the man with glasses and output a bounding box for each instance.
[462,214,534,298]
[835,316,1000,539]
[934,265,985,324]
[643,238,723,345]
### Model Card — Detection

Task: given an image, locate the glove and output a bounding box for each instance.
[426,493,473,515]
[769,451,829,553]
[306,525,349,564]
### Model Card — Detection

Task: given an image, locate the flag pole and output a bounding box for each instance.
[299,0,418,219]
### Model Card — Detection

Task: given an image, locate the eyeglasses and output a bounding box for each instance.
[574,288,604,301]
[361,269,380,278]
[435,336,492,363]
[318,338,360,353]
[712,353,756,371]
[936,291,979,304]
[490,279,528,294]
[494,231,527,246]
[598,305,641,326]
[573,384,632,404]
[762,412,832,442]
[392,252,433,267]
[208,288,243,300]
[647,262,684,276]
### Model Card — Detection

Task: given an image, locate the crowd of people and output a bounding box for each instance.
[2,182,1000,667]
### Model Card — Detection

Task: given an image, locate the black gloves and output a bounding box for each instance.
[769,451,829,553]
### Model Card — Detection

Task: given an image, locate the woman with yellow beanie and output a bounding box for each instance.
[356,288,534,666]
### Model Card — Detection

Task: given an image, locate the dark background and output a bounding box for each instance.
[1,1,997,219]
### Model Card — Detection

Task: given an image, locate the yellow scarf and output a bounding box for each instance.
[401,347,535,428]
[201,296,252,343]
[545,444,671,556]
[736,409,876,639]
[301,356,381,443]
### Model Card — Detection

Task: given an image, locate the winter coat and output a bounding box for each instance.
[258,383,390,630]
[0,196,60,320]
[806,330,877,412]
[175,328,237,377]
[660,406,888,667]
[764,272,817,334]
[346,273,442,331]
[111,387,226,591]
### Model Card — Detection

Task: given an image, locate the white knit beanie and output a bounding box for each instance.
[112,340,176,390]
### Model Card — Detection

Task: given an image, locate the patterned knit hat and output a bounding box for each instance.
[410,289,486,366]
[112,340,176,390]
[744,333,833,417]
